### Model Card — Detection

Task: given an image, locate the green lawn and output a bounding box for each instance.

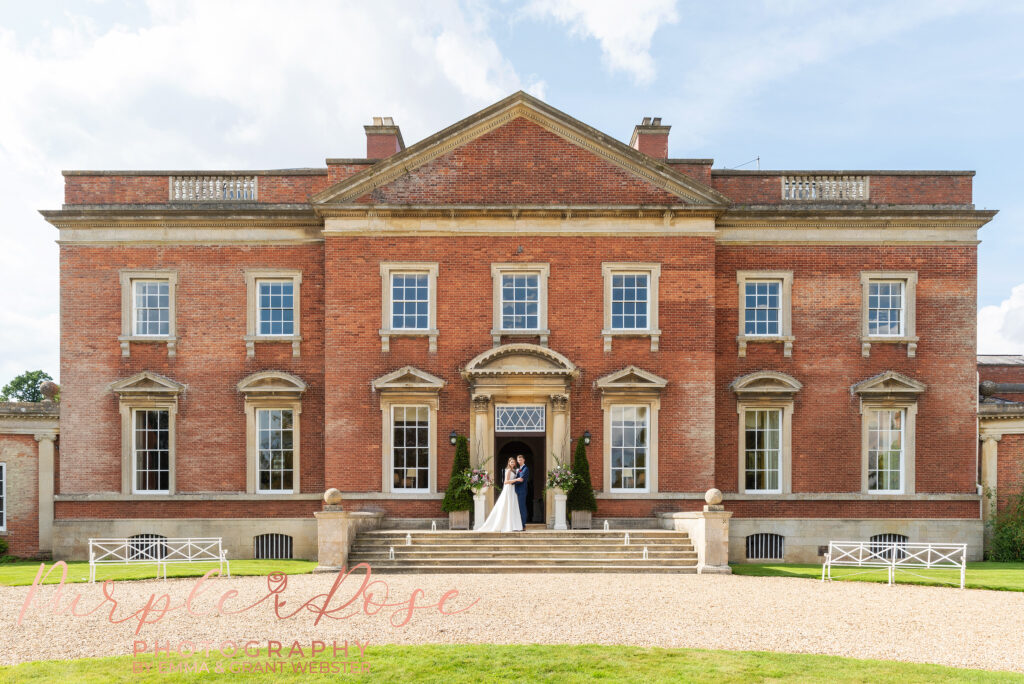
[0,644,1021,683]
[0,559,317,586]
[732,561,1024,591]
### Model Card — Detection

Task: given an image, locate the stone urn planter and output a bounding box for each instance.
[448,510,471,530]
[571,510,592,529]
[471,489,488,530]
[551,487,568,531]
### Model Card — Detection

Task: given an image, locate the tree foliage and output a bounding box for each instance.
[441,434,473,512]
[988,492,1024,561]
[567,434,597,512]
[0,370,53,403]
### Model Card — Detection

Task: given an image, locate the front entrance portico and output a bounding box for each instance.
[462,344,578,526]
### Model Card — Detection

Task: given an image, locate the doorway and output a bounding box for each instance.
[493,434,545,524]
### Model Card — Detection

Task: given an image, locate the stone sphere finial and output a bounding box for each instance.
[39,381,60,403]
[704,488,723,505]
[323,488,343,506]
[979,380,996,397]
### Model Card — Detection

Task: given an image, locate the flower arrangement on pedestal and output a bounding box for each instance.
[545,463,578,493]
[466,468,493,493]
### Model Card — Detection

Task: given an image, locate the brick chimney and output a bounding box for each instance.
[364,116,405,159]
[630,116,670,158]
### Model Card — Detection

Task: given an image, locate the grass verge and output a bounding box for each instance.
[1,644,1021,683]
[731,561,1024,591]
[0,559,317,586]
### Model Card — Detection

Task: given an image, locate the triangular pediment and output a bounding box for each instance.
[373,366,445,391]
[852,371,926,396]
[108,371,185,396]
[731,371,803,397]
[595,366,668,390]
[237,370,307,396]
[314,91,729,208]
[463,344,577,378]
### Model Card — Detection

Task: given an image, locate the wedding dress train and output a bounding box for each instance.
[476,467,523,532]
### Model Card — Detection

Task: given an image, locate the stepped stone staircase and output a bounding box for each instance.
[347,529,699,573]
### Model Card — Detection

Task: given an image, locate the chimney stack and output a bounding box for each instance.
[630,116,670,158]
[364,116,405,159]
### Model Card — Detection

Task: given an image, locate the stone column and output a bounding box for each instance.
[548,394,570,527]
[473,492,487,530]
[471,395,493,510]
[981,434,1001,525]
[34,433,56,554]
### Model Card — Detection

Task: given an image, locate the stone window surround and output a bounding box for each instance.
[601,262,661,352]
[601,396,660,494]
[119,269,179,358]
[736,401,794,495]
[237,371,307,495]
[736,270,794,358]
[379,262,439,353]
[860,271,918,358]
[248,403,301,494]
[244,269,302,358]
[860,401,916,495]
[380,396,439,495]
[120,399,178,496]
[490,263,550,346]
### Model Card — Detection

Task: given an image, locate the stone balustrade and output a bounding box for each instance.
[170,175,258,201]
[782,175,869,201]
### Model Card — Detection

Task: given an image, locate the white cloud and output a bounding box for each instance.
[979,283,1024,353]
[0,0,535,383]
[525,0,677,84]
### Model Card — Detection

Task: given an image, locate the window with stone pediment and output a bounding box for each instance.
[133,408,170,493]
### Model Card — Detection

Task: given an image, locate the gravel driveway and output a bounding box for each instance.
[2,571,1022,673]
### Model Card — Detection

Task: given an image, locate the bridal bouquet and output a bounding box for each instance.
[466,468,493,493]
[545,464,577,491]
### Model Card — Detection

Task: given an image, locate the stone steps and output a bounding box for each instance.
[348,529,699,573]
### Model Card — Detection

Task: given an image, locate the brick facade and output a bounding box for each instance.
[35,91,997,561]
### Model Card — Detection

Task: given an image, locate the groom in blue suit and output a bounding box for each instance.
[514,454,530,528]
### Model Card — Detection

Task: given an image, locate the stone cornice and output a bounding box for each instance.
[718,207,997,229]
[312,91,731,206]
[713,169,976,177]
[318,204,722,220]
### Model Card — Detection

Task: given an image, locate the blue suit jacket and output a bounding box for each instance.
[515,465,530,495]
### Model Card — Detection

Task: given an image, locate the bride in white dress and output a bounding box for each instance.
[477,457,523,532]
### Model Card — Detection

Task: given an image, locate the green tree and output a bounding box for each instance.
[441,434,473,512]
[0,370,53,403]
[567,434,597,512]
[988,492,1024,561]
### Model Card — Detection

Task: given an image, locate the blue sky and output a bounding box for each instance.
[1,0,1022,382]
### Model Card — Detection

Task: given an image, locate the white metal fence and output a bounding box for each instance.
[821,540,967,588]
[89,537,230,582]
[782,175,869,201]
[170,176,258,201]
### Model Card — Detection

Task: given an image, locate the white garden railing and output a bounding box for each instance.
[170,176,257,201]
[89,537,230,582]
[821,540,967,588]
[782,175,868,201]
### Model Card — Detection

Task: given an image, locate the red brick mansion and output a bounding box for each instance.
[3,91,1020,563]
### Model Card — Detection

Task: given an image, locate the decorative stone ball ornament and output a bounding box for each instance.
[323,488,343,506]
[704,488,723,505]
[40,381,60,402]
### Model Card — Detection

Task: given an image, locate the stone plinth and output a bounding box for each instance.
[313,509,383,572]
[658,493,732,574]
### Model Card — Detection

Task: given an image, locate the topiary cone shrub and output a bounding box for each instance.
[567,435,597,514]
[441,434,473,513]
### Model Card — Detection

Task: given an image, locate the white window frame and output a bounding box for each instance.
[490,263,550,346]
[606,404,653,493]
[866,280,906,338]
[494,404,546,433]
[389,404,432,493]
[861,402,917,495]
[380,262,439,353]
[255,407,297,494]
[741,407,785,494]
[131,408,171,494]
[736,270,793,357]
[119,270,178,357]
[132,279,172,337]
[244,269,302,358]
[0,462,6,532]
[864,407,907,495]
[860,271,918,358]
[255,279,297,337]
[601,263,661,352]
